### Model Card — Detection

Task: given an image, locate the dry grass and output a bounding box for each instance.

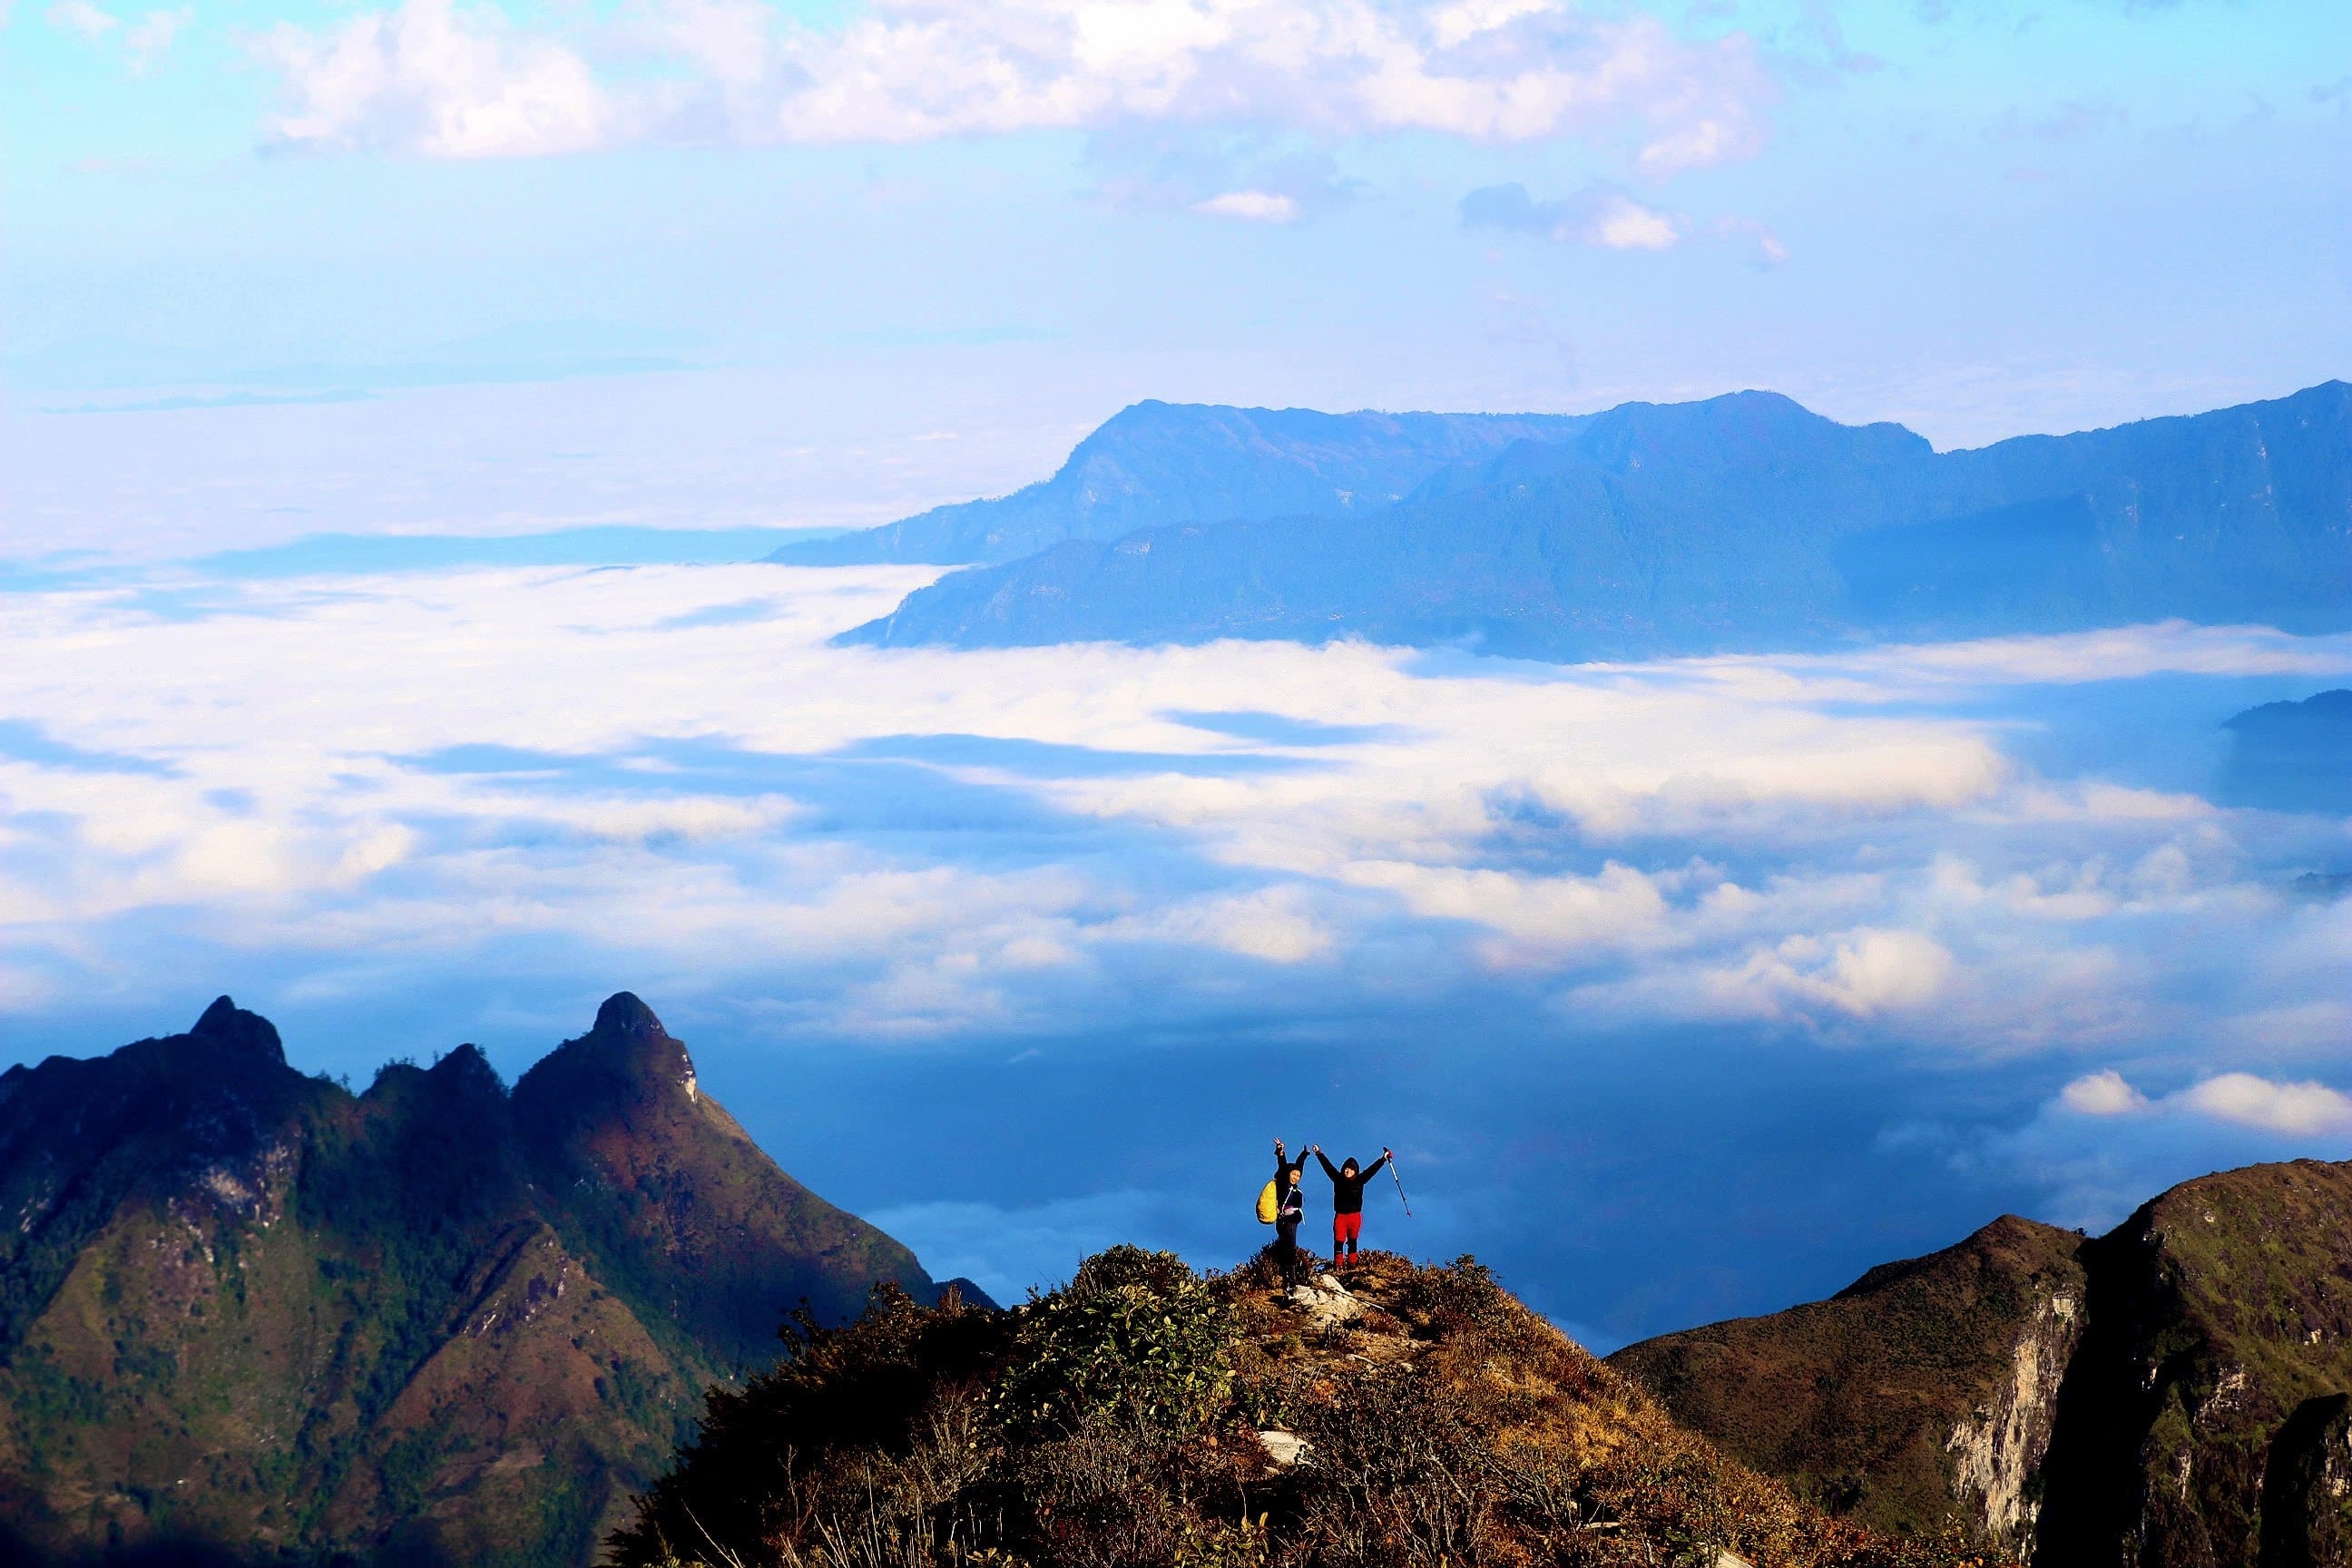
[611,1248,2015,1568]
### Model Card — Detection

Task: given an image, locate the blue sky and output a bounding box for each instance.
[4,0,2351,1337]
[7,0,2349,452]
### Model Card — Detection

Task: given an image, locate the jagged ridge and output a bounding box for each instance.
[0,994,942,1567]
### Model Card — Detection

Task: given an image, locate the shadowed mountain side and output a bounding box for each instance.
[0,995,943,1567]
[513,992,936,1370]
[838,382,2352,657]
[1609,1216,2088,1553]
[2033,1160,2352,1568]
[771,401,1592,566]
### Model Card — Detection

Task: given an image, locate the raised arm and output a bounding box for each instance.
[1315,1151,1340,1181]
[1359,1152,1388,1180]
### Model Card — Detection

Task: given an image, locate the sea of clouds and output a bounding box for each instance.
[4,554,2348,1338]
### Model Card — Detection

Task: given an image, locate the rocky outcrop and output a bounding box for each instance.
[2033,1161,2352,1568]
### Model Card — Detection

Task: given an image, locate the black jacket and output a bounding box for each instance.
[1274,1151,1308,1224]
[1318,1152,1387,1215]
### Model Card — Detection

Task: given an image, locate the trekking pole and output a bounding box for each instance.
[1390,1157,1413,1218]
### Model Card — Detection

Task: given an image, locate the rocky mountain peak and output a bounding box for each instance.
[0,993,941,1567]
[581,990,697,1102]
[426,1040,504,1093]
[183,994,288,1070]
[512,995,701,1136]
[592,990,667,1043]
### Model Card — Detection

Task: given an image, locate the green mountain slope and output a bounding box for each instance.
[0,994,938,1566]
[2034,1160,2352,1568]
[1610,1215,2087,1553]
[1612,1161,2352,1567]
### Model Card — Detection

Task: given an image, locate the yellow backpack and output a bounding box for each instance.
[1255,1180,1279,1224]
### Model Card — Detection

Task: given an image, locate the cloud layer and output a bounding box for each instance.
[5,557,2350,1310]
[256,0,1776,163]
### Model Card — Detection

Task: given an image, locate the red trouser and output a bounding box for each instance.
[1333,1212,1363,1250]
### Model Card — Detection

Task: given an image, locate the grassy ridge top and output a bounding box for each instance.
[616,1246,2009,1568]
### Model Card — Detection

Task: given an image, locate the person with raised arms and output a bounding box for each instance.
[1313,1144,1391,1270]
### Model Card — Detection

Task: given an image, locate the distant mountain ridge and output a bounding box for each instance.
[769,401,1592,566]
[826,381,2352,659]
[0,994,947,1567]
[1611,1158,2352,1567]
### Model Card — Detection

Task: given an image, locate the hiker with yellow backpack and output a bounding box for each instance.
[1258,1139,1310,1286]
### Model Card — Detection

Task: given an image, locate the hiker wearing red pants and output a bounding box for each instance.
[1314,1146,1390,1269]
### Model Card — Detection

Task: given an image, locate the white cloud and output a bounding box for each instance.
[1590,192,1680,250]
[2053,1068,2352,1137]
[256,0,1777,164]
[1110,886,1335,962]
[1460,181,1683,250]
[1712,926,1957,1020]
[1191,188,1299,221]
[2181,1073,2352,1137]
[2059,1068,2147,1116]
[1340,858,1669,965]
[258,0,609,157]
[123,5,190,66]
[46,0,116,39]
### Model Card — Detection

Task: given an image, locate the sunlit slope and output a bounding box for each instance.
[0,995,936,1566]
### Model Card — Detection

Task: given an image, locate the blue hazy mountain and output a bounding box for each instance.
[2221,689,2352,812]
[770,401,1592,565]
[836,381,2352,659]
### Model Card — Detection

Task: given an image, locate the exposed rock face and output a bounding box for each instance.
[1286,1275,1367,1329]
[1611,1214,2086,1555]
[0,995,939,1567]
[1945,1284,2082,1545]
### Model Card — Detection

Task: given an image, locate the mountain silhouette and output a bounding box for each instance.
[771,402,1592,567]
